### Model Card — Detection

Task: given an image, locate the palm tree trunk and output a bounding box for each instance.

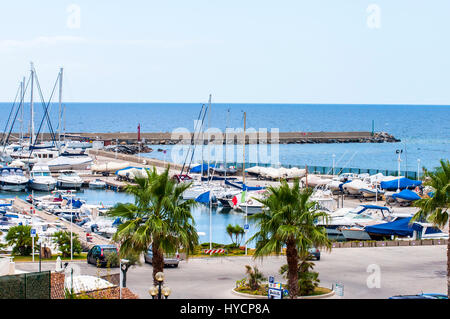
[286,240,299,299]
[152,241,164,286]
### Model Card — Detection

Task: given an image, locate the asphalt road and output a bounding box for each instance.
[15,245,447,299]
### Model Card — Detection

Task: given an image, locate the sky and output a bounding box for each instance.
[0,0,449,104]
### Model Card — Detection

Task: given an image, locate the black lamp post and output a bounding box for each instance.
[149,272,171,299]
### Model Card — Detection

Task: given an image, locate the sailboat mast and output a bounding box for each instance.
[207,94,211,183]
[243,111,246,185]
[58,68,63,148]
[19,77,25,143]
[29,62,35,146]
[224,108,229,181]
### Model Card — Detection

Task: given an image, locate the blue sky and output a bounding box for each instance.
[0,0,449,104]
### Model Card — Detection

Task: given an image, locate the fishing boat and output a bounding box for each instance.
[56,170,83,189]
[0,167,29,191]
[29,165,57,191]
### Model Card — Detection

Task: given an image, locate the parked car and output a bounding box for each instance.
[87,244,119,267]
[308,247,320,260]
[144,248,180,268]
[389,293,448,299]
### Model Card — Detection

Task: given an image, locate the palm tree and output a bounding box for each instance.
[412,159,449,296]
[245,265,267,290]
[248,179,331,299]
[5,225,38,256]
[107,167,199,284]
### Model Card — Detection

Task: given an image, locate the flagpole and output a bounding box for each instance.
[245,203,248,256]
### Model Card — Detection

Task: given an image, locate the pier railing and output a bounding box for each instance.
[210,162,421,180]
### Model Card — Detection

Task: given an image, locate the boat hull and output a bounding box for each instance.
[57,181,82,189]
[0,182,27,192]
[29,181,57,192]
[340,229,372,240]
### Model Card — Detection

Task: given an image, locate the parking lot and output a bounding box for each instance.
[15,245,447,299]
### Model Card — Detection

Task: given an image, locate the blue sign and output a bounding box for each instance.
[244,224,249,230]
[30,229,36,237]
[269,276,274,283]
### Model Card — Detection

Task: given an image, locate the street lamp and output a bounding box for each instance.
[417,159,421,181]
[37,238,42,272]
[395,149,403,192]
[149,271,170,299]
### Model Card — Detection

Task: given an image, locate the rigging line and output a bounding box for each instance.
[1,75,32,154]
[179,104,206,176]
[337,151,359,175]
[1,83,21,146]
[179,104,204,175]
[34,70,59,145]
[33,70,60,147]
[185,104,208,175]
[28,71,60,159]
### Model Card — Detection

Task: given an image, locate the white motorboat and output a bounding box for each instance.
[57,170,83,189]
[91,162,130,174]
[0,167,29,191]
[319,205,394,239]
[360,186,385,198]
[301,175,333,188]
[47,153,93,171]
[237,190,267,215]
[89,179,106,189]
[29,165,57,192]
[342,179,370,195]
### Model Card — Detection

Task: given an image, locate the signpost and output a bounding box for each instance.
[268,280,283,299]
[335,282,344,298]
[30,228,36,262]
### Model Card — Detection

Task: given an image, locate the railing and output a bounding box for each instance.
[205,161,421,180]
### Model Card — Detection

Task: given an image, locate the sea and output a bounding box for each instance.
[1,103,449,245]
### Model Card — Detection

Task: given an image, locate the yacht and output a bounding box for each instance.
[29,165,57,192]
[0,167,29,191]
[56,170,83,189]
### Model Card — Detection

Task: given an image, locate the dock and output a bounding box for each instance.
[11,198,111,248]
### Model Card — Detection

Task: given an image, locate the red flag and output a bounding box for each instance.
[232,196,238,206]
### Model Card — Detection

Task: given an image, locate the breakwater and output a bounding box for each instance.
[9,131,400,145]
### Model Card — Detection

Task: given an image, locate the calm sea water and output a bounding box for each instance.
[1,102,449,171]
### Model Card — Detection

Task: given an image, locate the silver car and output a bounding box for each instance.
[144,248,180,268]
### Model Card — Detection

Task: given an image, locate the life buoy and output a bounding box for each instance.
[247,199,253,205]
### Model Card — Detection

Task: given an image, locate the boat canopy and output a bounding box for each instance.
[224,179,265,191]
[189,164,215,173]
[380,178,422,191]
[365,217,422,237]
[392,189,421,202]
